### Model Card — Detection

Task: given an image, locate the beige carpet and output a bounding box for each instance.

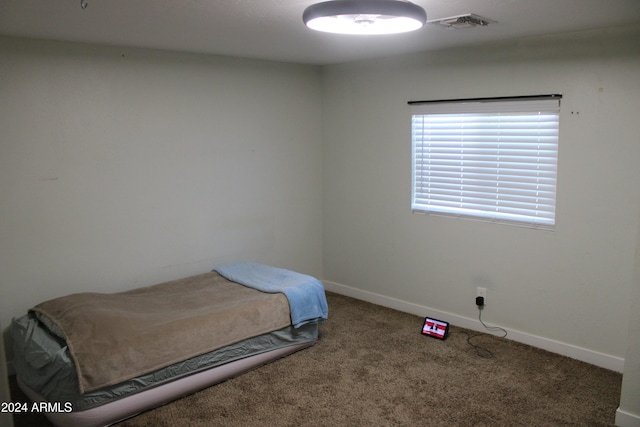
[11,292,622,426]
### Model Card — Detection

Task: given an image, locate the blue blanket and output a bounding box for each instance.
[215,262,328,328]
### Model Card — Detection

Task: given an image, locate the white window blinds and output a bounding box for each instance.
[411,97,560,230]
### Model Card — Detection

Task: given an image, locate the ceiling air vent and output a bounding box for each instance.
[428,13,495,29]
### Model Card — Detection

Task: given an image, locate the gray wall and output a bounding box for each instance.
[617,212,640,426]
[0,38,324,338]
[322,26,640,367]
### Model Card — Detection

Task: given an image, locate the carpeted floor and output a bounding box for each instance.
[10,292,622,426]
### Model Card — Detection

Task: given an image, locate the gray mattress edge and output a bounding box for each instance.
[11,313,318,411]
[18,341,316,427]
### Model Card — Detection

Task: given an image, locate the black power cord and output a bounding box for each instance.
[478,306,507,338]
[456,299,508,359]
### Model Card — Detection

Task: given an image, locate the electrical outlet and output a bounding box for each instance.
[476,287,487,300]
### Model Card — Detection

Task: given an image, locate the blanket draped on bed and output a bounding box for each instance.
[215,262,329,328]
[30,272,291,394]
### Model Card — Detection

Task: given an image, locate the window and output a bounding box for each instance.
[411,96,561,230]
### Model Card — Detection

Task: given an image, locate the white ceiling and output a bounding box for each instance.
[1,0,640,65]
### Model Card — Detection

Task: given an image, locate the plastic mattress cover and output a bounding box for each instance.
[11,313,318,411]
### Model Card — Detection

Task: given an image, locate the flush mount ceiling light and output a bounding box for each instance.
[303,0,427,35]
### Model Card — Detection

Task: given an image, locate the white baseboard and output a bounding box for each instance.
[323,280,625,373]
[616,408,640,427]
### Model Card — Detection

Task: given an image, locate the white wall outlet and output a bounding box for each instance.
[476,287,487,299]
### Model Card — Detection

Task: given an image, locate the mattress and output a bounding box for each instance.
[10,264,327,426]
[12,314,318,412]
[29,271,294,394]
[18,340,316,427]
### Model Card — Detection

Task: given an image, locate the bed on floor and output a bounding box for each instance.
[10,262,328,427]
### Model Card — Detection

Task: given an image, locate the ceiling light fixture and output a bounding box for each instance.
[303,0,427,35]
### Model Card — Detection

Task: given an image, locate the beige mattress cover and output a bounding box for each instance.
[31,272,290,393]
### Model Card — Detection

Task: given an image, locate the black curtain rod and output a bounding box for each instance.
[407,94,562,106]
